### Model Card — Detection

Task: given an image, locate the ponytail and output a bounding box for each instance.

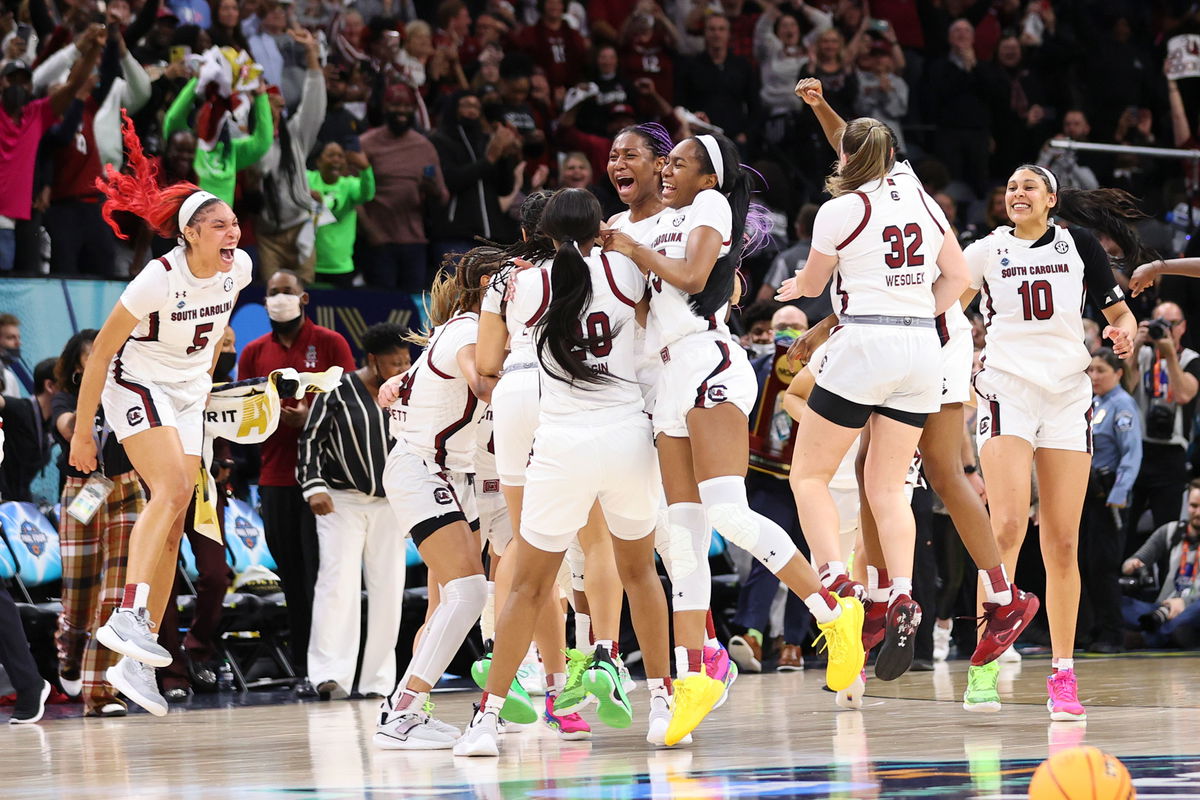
[1056,188,1155,266]
[406,246,505,346]
[96,111,216,241]
[474,189,558,265]
[825,117,896,198]
[534,188,613,387]
[686,133,771,318]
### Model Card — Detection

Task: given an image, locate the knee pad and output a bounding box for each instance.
[443,574,488,618]
[707,502,761,552]
[565,538,586,592]
[653,507,673,575]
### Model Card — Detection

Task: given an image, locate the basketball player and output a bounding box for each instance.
[776,117,970,683]
[790,79,1041,688]
[963,164,1139,720]
[373,250,508,749]
[455,189,672,756]
[603,133,864,746]
[69,114,251,716]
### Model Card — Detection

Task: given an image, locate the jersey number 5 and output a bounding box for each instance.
[572,311,613,360]
[882,224,925,269]
[1017,279,1054,321]
[186,322,215,355]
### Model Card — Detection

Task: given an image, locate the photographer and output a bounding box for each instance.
[1123,301,1200,555]
[1121,481,1200,649]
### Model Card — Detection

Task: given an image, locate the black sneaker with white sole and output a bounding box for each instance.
[10,680,51,724]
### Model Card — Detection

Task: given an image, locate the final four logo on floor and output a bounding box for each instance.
[19,521,46,556]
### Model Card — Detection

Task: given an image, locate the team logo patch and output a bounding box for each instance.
[1116,411,1135,432]
[234,516,258,550]
[224,276,235,292]
[1054,240,1069,254]
[979,417,990,435]
[126,406,144,426]
[482,479,500,494]
[706,385,728,403]
[304,345,318,369]
[19,522,45,556]
[433,487,454,505]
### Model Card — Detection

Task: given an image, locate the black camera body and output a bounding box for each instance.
[1118,565,1157,596]
[1147,319,1171,340]
[1139,604,1172,632]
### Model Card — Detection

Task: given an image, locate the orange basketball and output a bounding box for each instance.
[1028,746,1136,800]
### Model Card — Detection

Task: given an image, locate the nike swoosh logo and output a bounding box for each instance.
[992,628,1019,645]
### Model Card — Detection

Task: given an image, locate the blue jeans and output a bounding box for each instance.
[731,479,813,645]
[364,243,428,292]
[1121,595,1200,647]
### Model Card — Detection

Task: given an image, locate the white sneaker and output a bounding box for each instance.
[106,657,168,717]
[933,623,951,662]
[419,699,462,739]
[998,646,1022,664]
[615,653,636,693]
[374,707,457,750]
[646,694,692,746]
[516,662,546,697]
[59,671,82,697]
[454,710,500,757]
[835,671,866,710]
[95,608,172,667]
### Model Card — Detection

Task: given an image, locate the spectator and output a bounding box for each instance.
[923,19,1006,196]
[210,0,251,50]
[754,6,809,119]
[495,54,549,170]
[245,0,307,104]
[617,2,679,116]
[804,28,856,117]
[257,28,326,284]
[991,35,1048,178]
[1036,109,1100,192]
[308,142,375,287]
[237,270,356,690]
[719,0,759,65]
[675,12,757,147]
[0,585,48,723]
[0,26,103,274]
[358,82,448,291]
[299,323,409,700]
[428,90,519,257]
[317,62,364,153]
[50,329,145,716]
[0,358,56,502]
[0,313,27,397]
[511,0,589,95]
[398,20,433,89]
[1122,481,1200,649]
[853,40,908,155]
[1082,348,1142,654]
[1124,302,1200,555]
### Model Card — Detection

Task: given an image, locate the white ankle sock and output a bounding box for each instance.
[574,612,591,651]
[889,577,913,602]
[979,566,1013,606]
[1053,658,1074,673]
[819,562,847,589]
[804,590,840,624]
[483,692,505,715]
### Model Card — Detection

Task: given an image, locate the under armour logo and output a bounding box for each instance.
[175,291,187,299]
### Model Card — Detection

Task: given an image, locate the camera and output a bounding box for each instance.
[1139,604,1172,632]
[1118,565,1156,596]
[1147,319,1171,340]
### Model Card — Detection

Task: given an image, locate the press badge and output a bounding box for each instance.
[67,472,114,524]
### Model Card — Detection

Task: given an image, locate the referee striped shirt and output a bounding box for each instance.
[298,372,394,499]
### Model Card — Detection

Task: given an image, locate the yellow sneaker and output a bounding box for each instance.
[814,596,866,692]
[664,673,724,746]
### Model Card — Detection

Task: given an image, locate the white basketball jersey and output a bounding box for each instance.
[811,162,948,318]
[115,246,252,384]
[610,209,658,366]
[480,258,551,369]
[387,313,485,473]
[474,404,498,481]
[645,189,733,348]
[966,225,1124,393]
[509,252,645,420]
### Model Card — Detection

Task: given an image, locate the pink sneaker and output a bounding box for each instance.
[1046,670,1086,721]
[703,645,731,683]
[544,694,592,740]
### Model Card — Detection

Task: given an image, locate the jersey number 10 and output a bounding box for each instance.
[1016,279,1054,321]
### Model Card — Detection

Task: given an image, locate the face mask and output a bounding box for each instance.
[2,85,29,115]
[775,329,804,345]
[215,352,237,380]
[265,293,303,322]
[387,112,412,136]
[748,341,775,359]
[1,346,18,364]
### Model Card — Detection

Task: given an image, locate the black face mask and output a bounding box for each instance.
[387,112,412,136]
[214,352,237,381]
[1,347,19,365]
[269,316,304,338]
[2,85,28,116]
[459,117,482,137]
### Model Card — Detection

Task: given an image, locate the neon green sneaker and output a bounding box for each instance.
[553,648,594,714]
[962,661,1001,712]
[581,645,632,729]
[470,652,538,724]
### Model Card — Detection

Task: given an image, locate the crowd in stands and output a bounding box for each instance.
[4,0,1200,709]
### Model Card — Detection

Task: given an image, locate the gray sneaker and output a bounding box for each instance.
[374,708,457,750]
[106,657,168,717]
[95,608,172,667]
[453,710,500,757]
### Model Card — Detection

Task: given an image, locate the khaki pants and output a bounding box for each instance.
[258,222,316,284]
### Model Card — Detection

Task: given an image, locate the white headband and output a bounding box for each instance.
[177,190,220,233]
[1034,165,1058,194]
[696,134,724,189]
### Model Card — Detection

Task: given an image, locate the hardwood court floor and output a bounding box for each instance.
[5,654,1200,799]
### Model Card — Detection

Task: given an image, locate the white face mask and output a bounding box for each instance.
[748,341,775,359]
[265,293,303,322]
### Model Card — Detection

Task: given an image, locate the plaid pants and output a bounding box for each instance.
[55,471,145,714]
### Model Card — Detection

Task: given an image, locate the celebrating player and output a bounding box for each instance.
[69,113,252,716]
[456,189,673,756]
[963,164,1139,720]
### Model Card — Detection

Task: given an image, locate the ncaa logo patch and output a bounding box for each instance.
[177,300,186,309]
[434,487,454,505]
[19,522,46,556]
[224,276,235,292]
[707,385,728,403]
[1000,258,1010,267]
[1054,240,1069,254]
[126,406,144,426]
[234,516,258,550]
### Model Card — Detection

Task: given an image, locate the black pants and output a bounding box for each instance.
[1079,474,1126,647]
[260,485,319,676]
[1126,445,1187,557]
[44,200,116,277]
[912,486,938,661]
[0,586,41,693]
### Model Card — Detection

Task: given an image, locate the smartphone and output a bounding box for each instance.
[869,18,890,33]
[170,45,191,64]
[16,23,31,41]
[422,165,436,179]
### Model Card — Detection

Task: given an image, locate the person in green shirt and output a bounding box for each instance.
[162,78,274,206]
[307,142,375,286]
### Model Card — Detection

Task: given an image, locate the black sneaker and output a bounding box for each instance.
[874,595,922,681]
[11,680,51,725]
